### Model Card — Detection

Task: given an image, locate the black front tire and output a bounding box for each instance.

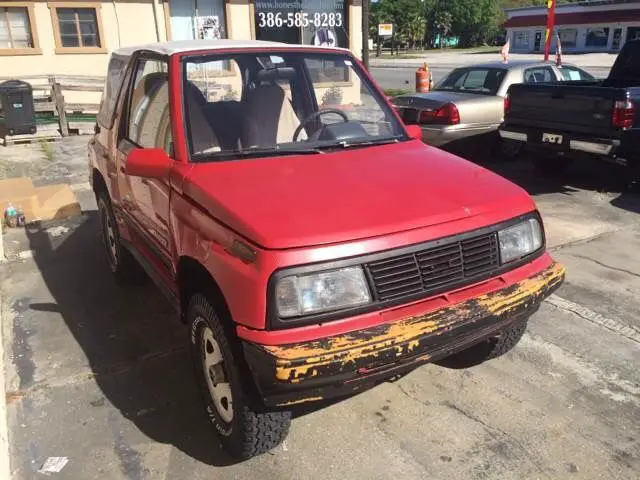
[188,293,291,460]
[97,192,146,285]
[435,318,528,369]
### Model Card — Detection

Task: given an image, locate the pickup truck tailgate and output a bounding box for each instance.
[507,83,619,135]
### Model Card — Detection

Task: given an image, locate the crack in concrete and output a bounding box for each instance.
[394,382,551,477]
[563,253,640,279]
[394,382,432,409]
[548,228,625,252]
[442,401,552,479]
[547,294,640,345]
[4,345,187,401]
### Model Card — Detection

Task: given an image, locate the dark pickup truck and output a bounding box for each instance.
[499,40,640,176]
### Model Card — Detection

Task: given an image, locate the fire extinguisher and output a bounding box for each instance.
[415,62,430,93]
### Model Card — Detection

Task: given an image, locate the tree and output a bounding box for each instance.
[434,10,453,48]
[370,0,425,47]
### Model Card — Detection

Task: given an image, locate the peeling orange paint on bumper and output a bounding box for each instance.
[244,262,565,406]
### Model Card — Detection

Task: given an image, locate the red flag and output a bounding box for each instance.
[500,39,510,64]
[555,32,562,66]
[544,0,556,61]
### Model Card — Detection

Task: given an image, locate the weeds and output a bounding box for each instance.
[39,139,55,162]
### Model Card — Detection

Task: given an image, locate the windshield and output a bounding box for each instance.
[434,67,507,96]
[182,51,405,161]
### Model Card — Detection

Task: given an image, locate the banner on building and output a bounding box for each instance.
[544,0,556,61]
[197,16,221,40]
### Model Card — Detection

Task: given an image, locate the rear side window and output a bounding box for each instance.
[97,55,129,128]
[435,68,506,95]
[524,67,555,83]
[558,66,595,81]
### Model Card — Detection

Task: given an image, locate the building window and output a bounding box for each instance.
[586,27,610,48]
[514,30,529,48]
[168,0,227,41]
[558,28,577,48]
[49,2,105,53]
[0,3,40,55]
[254,0,349,49]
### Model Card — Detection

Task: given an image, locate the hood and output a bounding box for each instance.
[183,141,534,249]
[393,91,497,109]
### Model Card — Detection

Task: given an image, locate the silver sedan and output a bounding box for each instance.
[391,61,595,149]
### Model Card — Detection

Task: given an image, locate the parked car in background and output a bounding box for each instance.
[89,39,565,460]
[391,61,595,156]
[499,40,640,177]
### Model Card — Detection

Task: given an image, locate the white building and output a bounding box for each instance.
[504,0,640,53]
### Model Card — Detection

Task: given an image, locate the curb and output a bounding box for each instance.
[370,62,610,70]
[0,289,11,479]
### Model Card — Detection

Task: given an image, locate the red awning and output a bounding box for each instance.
[505,9,640,28]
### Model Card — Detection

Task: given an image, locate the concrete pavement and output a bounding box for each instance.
[0,137,638,479]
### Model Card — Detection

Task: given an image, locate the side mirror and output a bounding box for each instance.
[125,148,172,178]
[405,124,423,141]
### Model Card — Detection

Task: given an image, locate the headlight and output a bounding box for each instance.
[275,266,371,318]
[498,218,543,264]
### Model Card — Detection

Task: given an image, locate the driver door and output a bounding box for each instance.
[116,55,174,280]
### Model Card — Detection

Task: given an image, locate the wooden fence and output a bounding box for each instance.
[0,75,104,143]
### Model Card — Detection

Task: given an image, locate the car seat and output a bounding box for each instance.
[240,67,306,148]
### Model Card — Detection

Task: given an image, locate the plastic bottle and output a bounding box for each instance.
[4,203,18,228]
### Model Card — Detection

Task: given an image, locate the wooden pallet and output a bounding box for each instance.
[1,124,61,146]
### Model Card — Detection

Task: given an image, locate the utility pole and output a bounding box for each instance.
[362,0,370,69]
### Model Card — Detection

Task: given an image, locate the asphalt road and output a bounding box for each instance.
[370,66,613,91]
[1,137,639,479]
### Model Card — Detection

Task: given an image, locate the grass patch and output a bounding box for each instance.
[375,45,501,58]
[383,88,412,97]
[39,139,55,162]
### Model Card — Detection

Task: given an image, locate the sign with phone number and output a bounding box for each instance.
[257,11,343,28]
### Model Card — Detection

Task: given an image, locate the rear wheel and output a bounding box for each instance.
[188,293,291,459]
[435,318,528,369]
[97,192,146,285]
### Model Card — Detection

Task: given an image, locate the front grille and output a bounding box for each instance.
[366,232,500,302]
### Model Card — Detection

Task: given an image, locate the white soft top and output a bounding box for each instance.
[112,39,350,57]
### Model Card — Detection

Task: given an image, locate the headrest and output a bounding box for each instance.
[256,67,297,84]
[142,72,168,95]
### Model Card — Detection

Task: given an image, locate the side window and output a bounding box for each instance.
[524,67,555,84]
[559,66,595,81]
[97,55,128,128]
[125,58,172,155]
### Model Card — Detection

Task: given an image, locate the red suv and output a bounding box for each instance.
[89,39,565,459]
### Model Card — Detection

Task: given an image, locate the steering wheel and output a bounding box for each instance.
[293,108,349,142]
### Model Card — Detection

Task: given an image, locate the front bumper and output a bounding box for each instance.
[243,262,565,407]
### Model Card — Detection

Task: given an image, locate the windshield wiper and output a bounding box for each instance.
[193,146,324,161]
[321,137,401,149]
